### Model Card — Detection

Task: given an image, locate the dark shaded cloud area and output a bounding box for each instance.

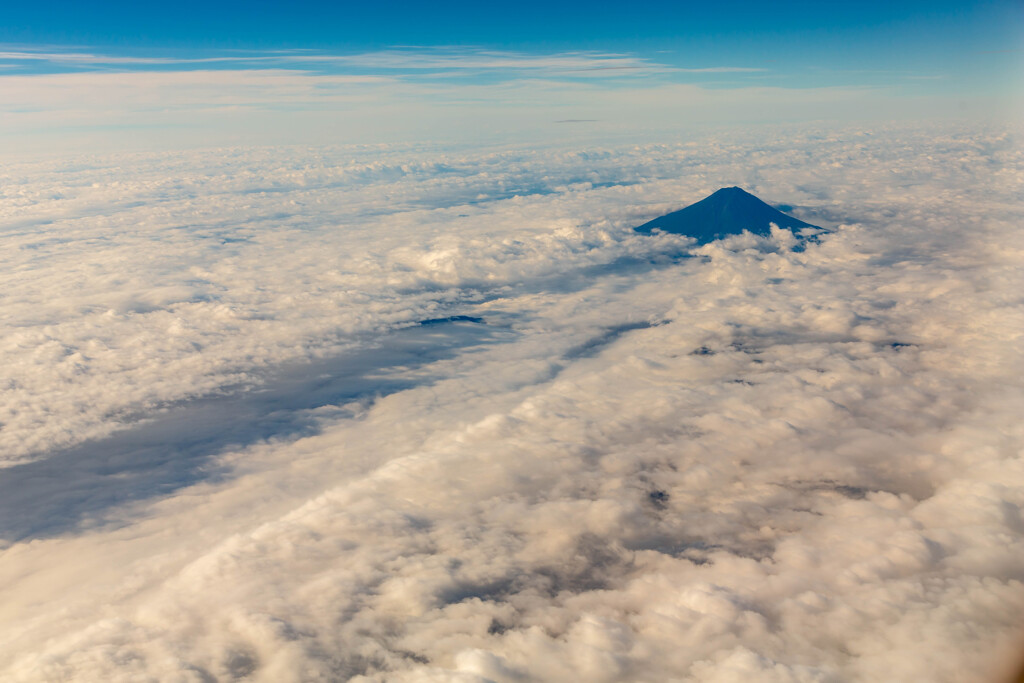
[0,123,1021,681]
[0,321,504,541]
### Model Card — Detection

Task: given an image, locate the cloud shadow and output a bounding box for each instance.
[0,320,506,543]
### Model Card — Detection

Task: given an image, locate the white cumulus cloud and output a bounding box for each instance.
[0,122,1021,682]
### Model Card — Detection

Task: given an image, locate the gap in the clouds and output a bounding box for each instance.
[0,319,511,543]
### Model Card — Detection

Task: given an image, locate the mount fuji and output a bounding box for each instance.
[635,186,821,244]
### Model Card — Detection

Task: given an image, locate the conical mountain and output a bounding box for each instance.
[635,187,819,245]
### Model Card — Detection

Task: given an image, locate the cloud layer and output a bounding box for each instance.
[0,122,1022,681]
[4,45,1010,154]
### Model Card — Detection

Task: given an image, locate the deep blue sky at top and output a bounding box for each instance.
[1,0,1020,93]
[1,0,1017,51]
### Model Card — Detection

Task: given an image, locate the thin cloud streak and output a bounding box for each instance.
[0,45,759,80]
[0,50,277,65]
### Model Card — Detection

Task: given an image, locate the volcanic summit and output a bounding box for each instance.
[635,187,820,244]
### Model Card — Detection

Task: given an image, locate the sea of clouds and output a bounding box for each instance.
[0,122,1021,681]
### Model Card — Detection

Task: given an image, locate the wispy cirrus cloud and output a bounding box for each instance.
[283,48,674,77]
[0,45,761,81]
[0,51,193,64]
[0,49,278,66]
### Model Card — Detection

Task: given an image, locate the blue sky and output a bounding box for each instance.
[3,1,1020,88]
[0,0,1020,152]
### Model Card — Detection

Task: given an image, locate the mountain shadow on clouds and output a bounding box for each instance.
[635,187,821,245]
[0,319,501,543]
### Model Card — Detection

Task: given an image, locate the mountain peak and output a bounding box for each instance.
[635,187,819,244]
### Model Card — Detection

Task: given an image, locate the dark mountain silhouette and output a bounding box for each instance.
[635,187,820,244]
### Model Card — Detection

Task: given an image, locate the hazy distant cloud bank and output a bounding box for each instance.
[0,122,1021,682]
[2,45,996,153]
